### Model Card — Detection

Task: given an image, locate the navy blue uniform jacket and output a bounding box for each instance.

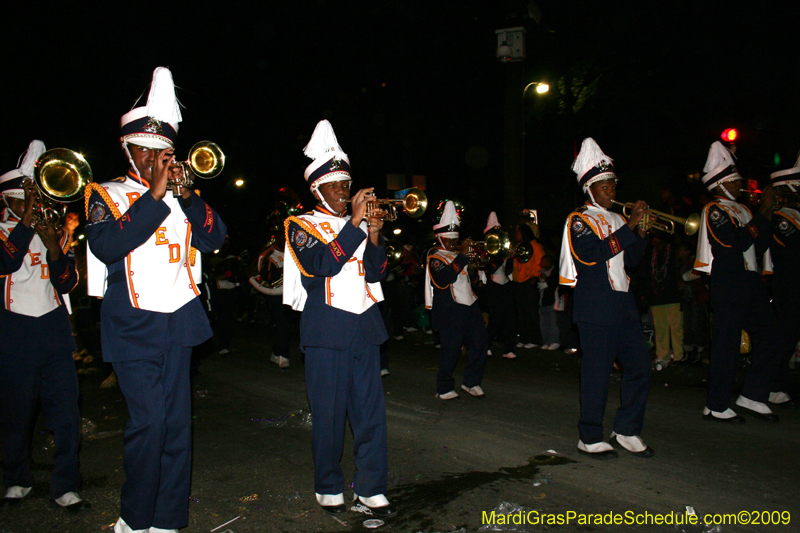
[0,221,77,353]
[427,249,475,330]
[700,201,771,304]
[85,183,227,361]
[568,211,648,326]
[286,212,388,351]
[770,209,800,303]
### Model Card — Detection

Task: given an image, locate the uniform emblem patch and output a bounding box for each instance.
[709,210,721,222]
[90,205,106,223]
[295,230,308,246]
[778,219,790,231]
[431,259,442,269]
[572,219,584,232]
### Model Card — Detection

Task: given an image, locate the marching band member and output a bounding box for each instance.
[559,138,653,459]
[85,67,227,533]
[694,141,779,424]
[424,201,489,399]
[763,156,800,406]
[283,120,395,518]
[0,141,86,510]
[250,232,291,368]
[483,212,517,359]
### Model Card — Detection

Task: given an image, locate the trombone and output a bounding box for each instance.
[611,200,700,236]
[348,187,428,221]
[28,148,93,230]
[168,141,225,196]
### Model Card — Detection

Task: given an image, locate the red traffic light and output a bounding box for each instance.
[721,128,738,142]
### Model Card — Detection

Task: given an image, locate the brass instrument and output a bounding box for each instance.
[510,241,533,263]
[385,240,404,270]
[465,228,511,267]
[774,186,800,210]
[28,148,93,230]
[349,187,427,221]
[742,188,761,206]
[249,237,283,295]
[611,200,700,236]
[740,329,751,354]
[168,141,225,196]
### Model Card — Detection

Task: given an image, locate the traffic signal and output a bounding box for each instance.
[721,128,738,142]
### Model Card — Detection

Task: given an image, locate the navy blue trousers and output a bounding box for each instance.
[707,284,780,411]
[265,294,290,357]
[0,344,81,499]
[113,345,192,530]
[486,282,517,354]
[305,335,388,499]
[577,320,651,444]
[435,303,488,395]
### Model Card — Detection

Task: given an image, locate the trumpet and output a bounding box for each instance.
[465,228,511,267]
[348,187,428,221]
[742,188,761,206]
[167,141,225,196]
[611,200,700,236]
[27,148,93,230]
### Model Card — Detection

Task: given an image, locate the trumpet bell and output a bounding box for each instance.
[684,213,701,236]
[385,240,404,270]
[403,188,427,218]
[484,229,511,256]
[188,141,225,179]
[34,148,93,203]
[514,241,533,263]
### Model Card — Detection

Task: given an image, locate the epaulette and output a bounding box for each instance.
[575,205,588,214]
[84,183,122,220]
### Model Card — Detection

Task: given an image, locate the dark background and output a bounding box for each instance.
[2,0,798,253]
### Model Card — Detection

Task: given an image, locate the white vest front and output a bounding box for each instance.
[0,216,71,317]
[694,199,757,274]
[559,205,630,292]
[86,178,201,313]
[424,248,477,308]
[283,212,384,313]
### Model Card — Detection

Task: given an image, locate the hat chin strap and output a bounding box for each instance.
[311,186,338,215]
[586,188,605,209]
[122,143,145,186]
[718,182,737,201]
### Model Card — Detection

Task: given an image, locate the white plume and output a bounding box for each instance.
[145,67,182,126]
[703,141,735,173]
[572,137,613,176]
[303,120,347,161]
[18,139,46,178]
[484,211,500,233]
[437,200,460,228]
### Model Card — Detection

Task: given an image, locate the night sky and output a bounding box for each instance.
[2,1,798,252]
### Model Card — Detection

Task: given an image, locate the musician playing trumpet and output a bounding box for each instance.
[283,120,395,518]
[765,158,800,407]
[694,141,780,424]
[424,201,489,400]
[559,138,654,460]
[84,67,227,533]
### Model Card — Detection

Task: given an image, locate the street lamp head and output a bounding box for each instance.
[235,178,244,187]
[535,82,549,94]
[496,42,513,63]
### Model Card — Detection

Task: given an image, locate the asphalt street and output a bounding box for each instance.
[1,312,798,533]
